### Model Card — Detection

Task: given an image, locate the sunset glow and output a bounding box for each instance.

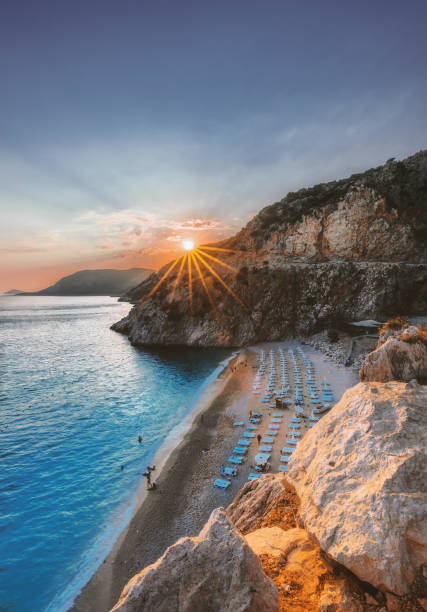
[138,244,247,315]
[182,240,195,251]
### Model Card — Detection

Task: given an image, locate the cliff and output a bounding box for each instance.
[110,380,427,611]
[113,151,427,347]
[25,268,153,297]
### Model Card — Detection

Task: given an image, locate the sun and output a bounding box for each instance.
[182,240,194,251]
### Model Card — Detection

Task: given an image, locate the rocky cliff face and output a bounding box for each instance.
[113,151,427,347]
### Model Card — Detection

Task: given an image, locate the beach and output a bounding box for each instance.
[72,341,359,612]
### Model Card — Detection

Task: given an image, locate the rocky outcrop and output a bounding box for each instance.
[287,380,427,595]
[360,326,427,382]
[114,261,427,347]
[226,473,298,535]
[111,508,278,612]
[114,151,427,347]
[245,527,365,612]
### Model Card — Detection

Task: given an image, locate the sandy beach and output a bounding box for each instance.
[72,341,358,612]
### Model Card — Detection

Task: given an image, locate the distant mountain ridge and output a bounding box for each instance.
[19,268,153,297]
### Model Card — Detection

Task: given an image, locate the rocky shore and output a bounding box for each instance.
[108,334,427,611]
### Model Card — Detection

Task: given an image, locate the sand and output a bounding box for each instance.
[71,341,358,612]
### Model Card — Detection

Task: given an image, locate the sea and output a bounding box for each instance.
[0,296,230,612]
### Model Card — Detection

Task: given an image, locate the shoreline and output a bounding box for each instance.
[71,340,358,612]
[70,348,248,612]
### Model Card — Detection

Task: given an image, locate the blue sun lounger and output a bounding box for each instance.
[214,478,231,488]
[266,430,278,436]
[289,423,300,428]
[228,455,243,464]
[290,417,301,423]
[259,445,273,452]
[233,421,244,426]
[282,446,295,454]
[309,416,319,422]
[247,425,258,430]
[279,465,289,472]
[290,431,301,437]
[222,466,237,477]
[280,455,290,462]
[237,439,250,446]
[286,438,298,445]
[269,424,280,429]
[248,473,260,481]
[261,437,274,444]
[271,418,282,423]
[233,447,248,455]
[243,432,255,438]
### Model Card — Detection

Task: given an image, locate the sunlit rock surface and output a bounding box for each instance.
[226,473,298,535]
[287,380,427,595]
[360,326,427,382]
[113,151,427,347]
[245,526,365,612]
[110,508,278,612]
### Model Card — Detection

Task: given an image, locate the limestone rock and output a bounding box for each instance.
[360,327,427,382]
[245,526,364,612]
[227,473,297,535]
[287,380,427,595]
[245,526,307,558]
[317,577,365,612]
[110,507,278,612]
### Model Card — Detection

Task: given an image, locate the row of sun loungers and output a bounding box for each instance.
[215,345,337,488]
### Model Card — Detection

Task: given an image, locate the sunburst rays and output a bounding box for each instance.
[137,244,247,314]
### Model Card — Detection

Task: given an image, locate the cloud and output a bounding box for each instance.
[168,218,230,231]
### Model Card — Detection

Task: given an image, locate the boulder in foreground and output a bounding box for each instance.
[360,325,427,383]
[227,473,298,535]
[110,507,278,612]
[287,380,427,595]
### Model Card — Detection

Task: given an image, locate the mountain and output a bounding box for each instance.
[2,289,25,295]
[27,268,154,297]
[112,151,427,347]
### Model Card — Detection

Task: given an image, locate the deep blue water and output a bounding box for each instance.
[0,296,229,612]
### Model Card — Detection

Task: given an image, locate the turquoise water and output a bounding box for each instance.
[0,296,229,612]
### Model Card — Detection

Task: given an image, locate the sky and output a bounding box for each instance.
[1,0,427,291]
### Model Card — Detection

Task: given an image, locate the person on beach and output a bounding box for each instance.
[220,465,226,476]
[257,434,261,444]
[147,465,155,471]
[249,410,253,420]
[143,470,151,488]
